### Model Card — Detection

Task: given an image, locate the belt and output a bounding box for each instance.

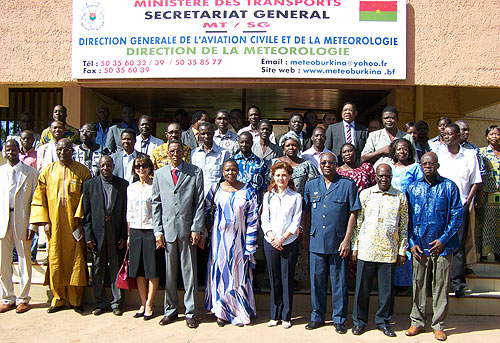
[104,216,112,222]
[9,208,14,212]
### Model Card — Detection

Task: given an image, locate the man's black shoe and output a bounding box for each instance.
[334,323,347,334]
[378,324,396,337]
[352,325,366,335]
[305,321,324,330]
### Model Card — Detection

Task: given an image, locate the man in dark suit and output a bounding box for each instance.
[325,102,368,164]
[110,129,144,184]
[303,152,361,334]
[83,155,128,316]
[152,140,204,329]
[181,110,209,150]
[276,113,312,152]
[105,104,138,153]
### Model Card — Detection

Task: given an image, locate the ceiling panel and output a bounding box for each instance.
[95,87,390,125]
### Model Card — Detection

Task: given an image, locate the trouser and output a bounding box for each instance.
[0,214,32,305]
[264,239,299,321]
[310,252,348,324]
[353,260,396,327]
[91,221,123,310]
[13,232,38,261]
[51,285,84,307]
[410,254,452,331]
[451,204,469,291]
[164,238,197,318]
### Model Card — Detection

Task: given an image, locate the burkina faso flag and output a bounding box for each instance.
[359,1,397,21]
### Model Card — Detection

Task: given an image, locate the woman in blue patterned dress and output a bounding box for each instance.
[204,159,259,327]
[389,138,423,293]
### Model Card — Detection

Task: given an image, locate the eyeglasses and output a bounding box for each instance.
[134,164,150,169]
[79,129,96,134]
[320,161,335,166]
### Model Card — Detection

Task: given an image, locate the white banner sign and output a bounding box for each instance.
[72,0,406,79]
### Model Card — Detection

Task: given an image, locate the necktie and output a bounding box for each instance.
[9,169,16,209]
[172,168,178,185]
[10,169,16,192]
[345,123,352,144]
[142,140,149,154]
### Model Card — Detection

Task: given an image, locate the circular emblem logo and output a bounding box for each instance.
[81,4,104,31]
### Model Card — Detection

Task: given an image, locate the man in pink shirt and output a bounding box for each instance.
[19,131,37,169]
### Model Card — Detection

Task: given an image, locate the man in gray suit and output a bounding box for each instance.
[325,102,368,165]
[181,110,209,150]
[110,129,144,184]
[152,140,204,329]
[105,105,138,153]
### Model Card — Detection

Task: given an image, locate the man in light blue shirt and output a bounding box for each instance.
[190,122,230,197]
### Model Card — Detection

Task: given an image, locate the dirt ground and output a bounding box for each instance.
[1,301,499,343]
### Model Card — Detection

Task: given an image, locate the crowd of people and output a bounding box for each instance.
[0,102,497,341]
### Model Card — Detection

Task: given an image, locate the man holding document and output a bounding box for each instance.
[29,138,91,314]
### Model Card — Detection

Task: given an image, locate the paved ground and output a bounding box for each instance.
[1,301,499,343]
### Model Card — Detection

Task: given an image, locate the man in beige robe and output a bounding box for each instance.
[29,138,91,313]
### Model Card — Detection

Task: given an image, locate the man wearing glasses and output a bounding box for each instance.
[151,122,191,170]
[73,123,110,177]
[303,152,360,334]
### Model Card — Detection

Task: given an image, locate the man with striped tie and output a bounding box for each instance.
[325,102,368,165]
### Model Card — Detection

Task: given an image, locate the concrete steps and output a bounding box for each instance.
[10,261,500,316]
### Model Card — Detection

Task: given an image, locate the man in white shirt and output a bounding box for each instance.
[238,106,276,144]
[135,115,164,156]
[37,120,67,171]
[213,109,238,156]
[437,123,482,298]
[361,106,416,168]
[191,122,230,197]
[302,127,331,173]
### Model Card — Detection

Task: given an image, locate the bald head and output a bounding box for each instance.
[56,138,73,164]
[375,163,392,191]
[99,155,115,180]
[420,152,439,182]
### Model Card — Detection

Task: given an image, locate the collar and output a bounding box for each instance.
[100,174,114,184]
[198,142,220,154]
[372,184,399,195]
[123,122,136,130]
[7,161,22,172]
[170,162,184,172]
[20,147,35,155]
[140,135,151,143]
[343,120,354,128]
[214,129,231,137]
[271,186,294,197]
[416,174,445,186]
[191,127,199,135]
[122,150,137,158]
[234,151,257,161]
[79,143,101,152]
[444,145,465,157]
[313,145,327,154]
[96,121,111,130]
